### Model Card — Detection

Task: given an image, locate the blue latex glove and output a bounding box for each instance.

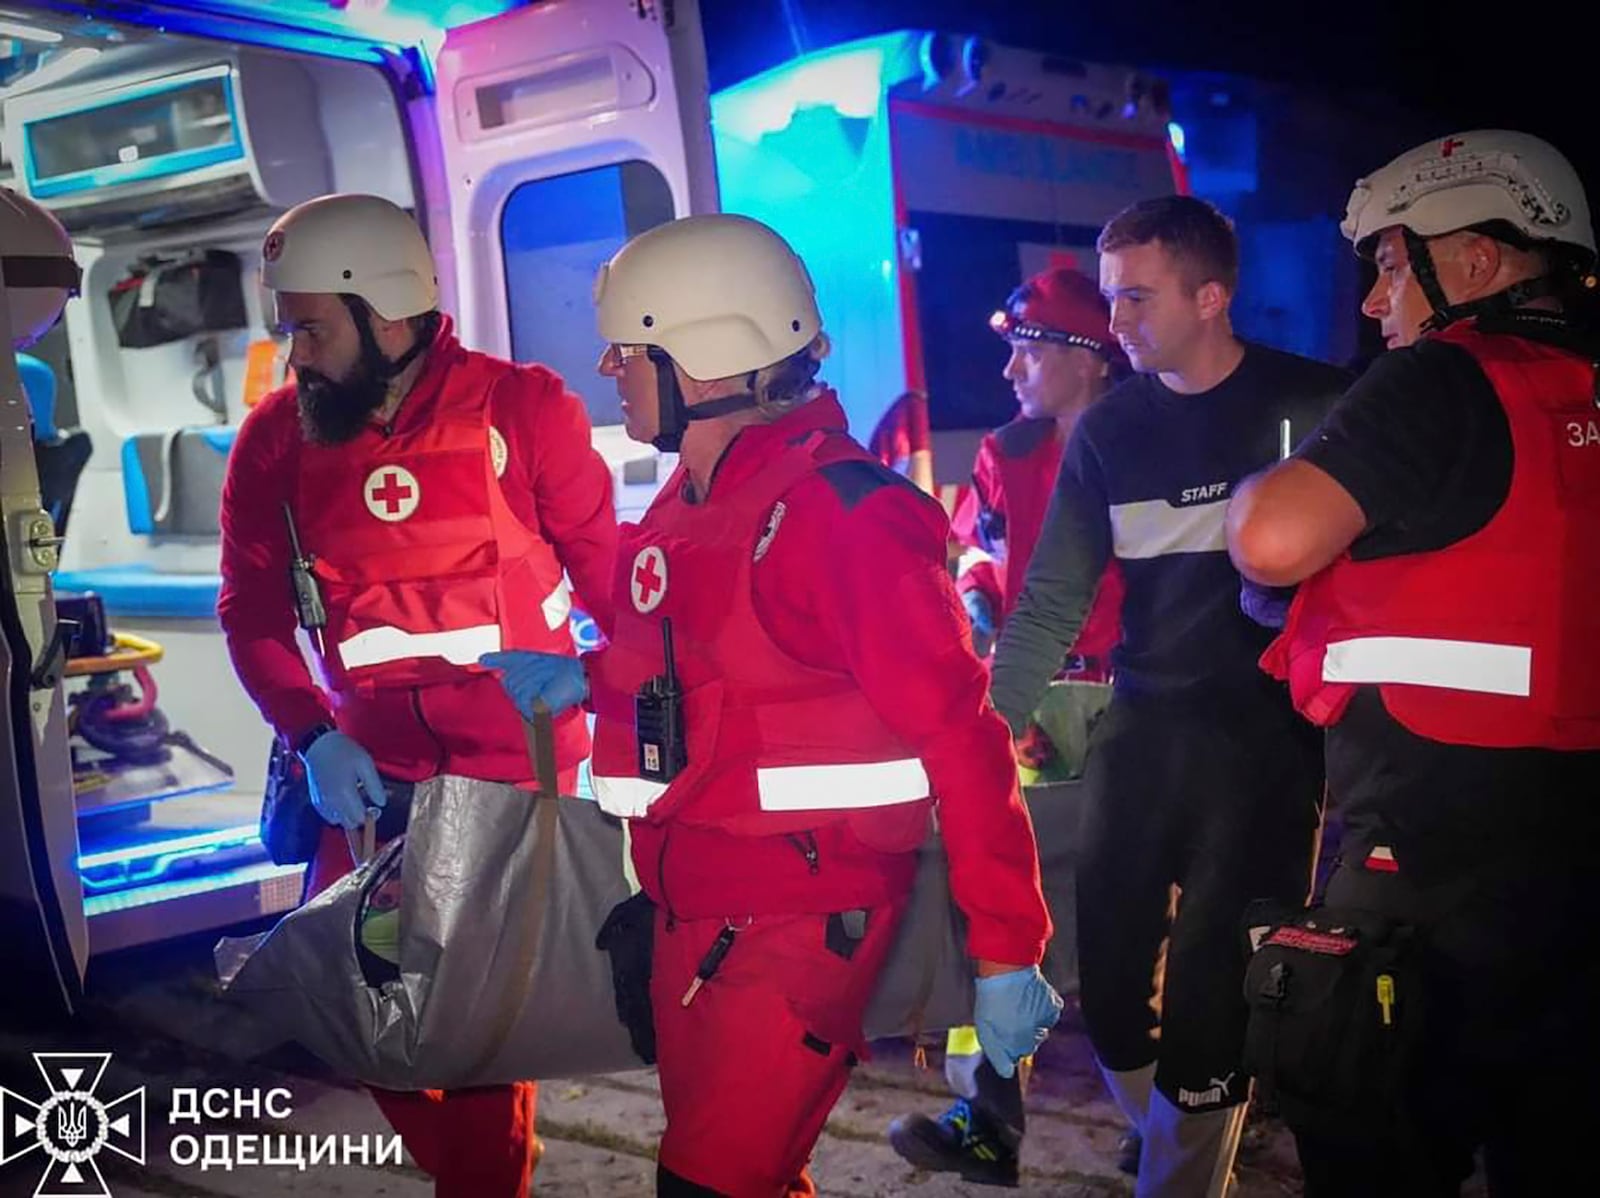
[302,731,386,830]
[962,589,997,640]
[479,650,589,719]
[1240,580,1295,629]
[974,966,1064,1078]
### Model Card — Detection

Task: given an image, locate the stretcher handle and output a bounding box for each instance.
[522,703,560,800]
[343,808,377,867]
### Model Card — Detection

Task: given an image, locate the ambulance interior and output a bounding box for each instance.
[0,10,647,954]
[1,2,1182,960]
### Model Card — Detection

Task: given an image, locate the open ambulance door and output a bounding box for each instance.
[0,330,86,1018]
[430,0,718,490]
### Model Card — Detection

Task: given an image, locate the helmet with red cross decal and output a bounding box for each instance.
[262,193,439,320]
[1342,130,1596,331]
[1342,130,1594,263]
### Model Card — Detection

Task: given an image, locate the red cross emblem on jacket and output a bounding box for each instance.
[632,546,668,613]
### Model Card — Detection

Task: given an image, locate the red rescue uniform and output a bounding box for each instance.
[951,416,1123,675]
[1265,321,1600,748]
[219,318,617,1198]
[586,391,1049,1196]
[219,317,616,776]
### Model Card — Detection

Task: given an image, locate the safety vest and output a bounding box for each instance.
[1262,321,1600,749]
[588,429,932,833]
[989,418,1060,621]
[976,418,1122,675]
[296,352,573,693]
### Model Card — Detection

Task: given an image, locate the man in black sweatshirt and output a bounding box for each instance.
[991,195,1347,1195]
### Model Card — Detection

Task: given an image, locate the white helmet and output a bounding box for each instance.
[262,193,438,320]
[0,188,79,350]
[1342,130,1595,263]
[594,214,821,380]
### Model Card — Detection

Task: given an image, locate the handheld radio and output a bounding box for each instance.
[635,617,687,783]
[282,502,327,655]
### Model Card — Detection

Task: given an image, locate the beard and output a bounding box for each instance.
[297,356,389,445]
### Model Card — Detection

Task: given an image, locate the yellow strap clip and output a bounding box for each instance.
[1376,973,1396,1027]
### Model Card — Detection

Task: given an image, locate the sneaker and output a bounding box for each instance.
[1116,1129,1141,1175]
[886,1098,1020,1188]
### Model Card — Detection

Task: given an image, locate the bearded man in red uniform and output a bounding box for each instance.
[481,213,1062,1197]
[218,193,617,1198]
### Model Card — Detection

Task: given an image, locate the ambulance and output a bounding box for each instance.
[0,0,1180,1013]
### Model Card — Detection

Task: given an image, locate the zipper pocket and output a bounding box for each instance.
[786,831,820,875]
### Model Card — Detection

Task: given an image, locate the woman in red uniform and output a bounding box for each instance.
[482,214,1061,1197]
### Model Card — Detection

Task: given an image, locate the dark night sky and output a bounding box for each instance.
[696,0,1600,195]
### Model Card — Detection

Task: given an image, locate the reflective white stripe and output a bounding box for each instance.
[336,578,570,667]
[956,545,998,577]
[593,758,931,818]
[756,758,930,812]
[338,623,501,669]
[1109,498,1227,560]
[541,578,573,631]
[591,773,668,818]
[1323,636,1532,697]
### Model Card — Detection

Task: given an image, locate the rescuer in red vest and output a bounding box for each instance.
[482,213,1061,1197]
[1227,130,1600,1196]
[219,193,619,1198]
[951,265,1127,665]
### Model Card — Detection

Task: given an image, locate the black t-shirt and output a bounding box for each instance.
[1297,311,1600,875]
[991,342,1350,726]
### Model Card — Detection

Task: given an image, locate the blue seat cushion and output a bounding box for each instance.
[122,425,238,536]
[53,563,219,620]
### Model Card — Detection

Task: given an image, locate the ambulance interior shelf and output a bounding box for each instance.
[49,246,251,616]
[58,595,234,820]
[57,588,286,936]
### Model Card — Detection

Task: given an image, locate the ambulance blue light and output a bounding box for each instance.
[83,861,303,918]
[713,42,891,142]
[79,824,261,872]
[1168,121,1188,162]
[712,33,913,441]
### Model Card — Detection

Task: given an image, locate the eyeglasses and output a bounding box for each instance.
[599,342,651,371]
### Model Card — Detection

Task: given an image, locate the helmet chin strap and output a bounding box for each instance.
[684,392,760,420]
[646,346,759,452]
[340,295,431,383]
[647,346,688,453]
[1405,228,1564,334]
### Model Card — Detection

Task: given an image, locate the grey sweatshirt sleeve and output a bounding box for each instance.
[990,429,1112,733]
